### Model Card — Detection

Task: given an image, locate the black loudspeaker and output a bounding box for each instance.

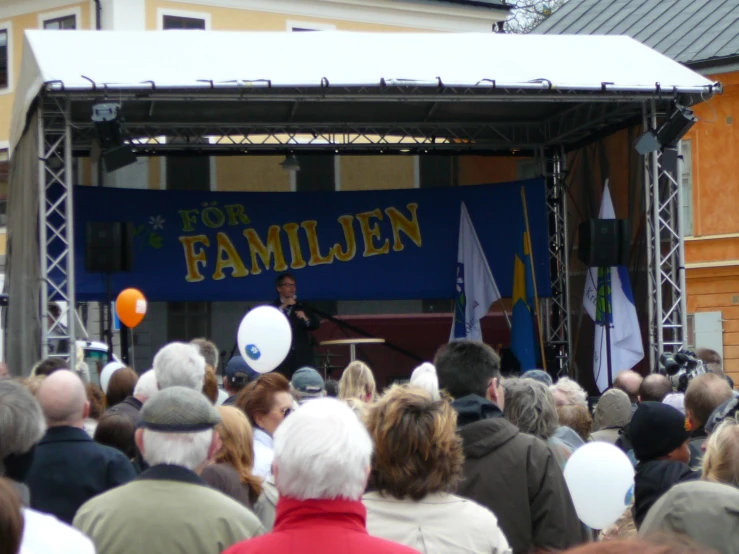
[578,219,630,267]
[85,222,134,273]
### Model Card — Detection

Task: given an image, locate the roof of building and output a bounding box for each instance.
[433,0,510,8]
[534,0,739,72]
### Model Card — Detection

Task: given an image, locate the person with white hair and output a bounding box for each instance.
[105,369,158,425]
[74,386,264,554]
[25,370,136,524]
[0,380,95,554]
[550,377,588,409]
[409,362,440,400]
[225,398,417,554]
[153,341,206,391]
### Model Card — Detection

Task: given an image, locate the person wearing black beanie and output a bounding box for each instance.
[630,402,699,528]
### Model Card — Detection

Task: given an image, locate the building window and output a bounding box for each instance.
[419,156,456,188]
[286,20,336,32]
[163,15,206,30]
[680,139,693,236]
[0,30,7,89]
[43,15,76,29]
[517,159,540,180]
[167,301,210,342]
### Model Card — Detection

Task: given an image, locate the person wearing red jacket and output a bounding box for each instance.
[224,398,416,554]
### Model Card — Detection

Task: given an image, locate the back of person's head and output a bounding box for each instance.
[702,418,739,486]
[0,380,46,463]
[290,367,326,404]
[524,369,553,387]
[367,384,462,501]
[137,386,221,470]
[273,398,372,501]
[153,342,206,391]
[503,378,559,440]
[685,372,733,430]
[31,357,68,377]
[214,406,263,501]
[557,403,593,442]
[0,478,24,554]
[630,401,690,463]
[550,376,589,409]
[639,374,673,403]
[224,356,258,394]
[94,412,137,460]
[338,361,376,403]
[37,370,89,427]
[434,340,501,399]
[639,480,739,554]
[238,372,291,427]
[21,376,45,397]
[190,338,219,371]
[593,388,632,431]
[202,370,219,404]
[409,362,440,400]
[613,370,643,403]
[85,383,105,420]
[133,370,158,403]
[696,348,722,373]
[324,379,339,398]
[105,366,138,408]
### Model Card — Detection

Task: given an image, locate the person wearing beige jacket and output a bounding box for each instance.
[362,384,511,554]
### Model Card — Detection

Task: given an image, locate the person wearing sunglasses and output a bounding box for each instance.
[238,373,295,480]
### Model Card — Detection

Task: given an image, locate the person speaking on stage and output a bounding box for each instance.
[272,273,320,379]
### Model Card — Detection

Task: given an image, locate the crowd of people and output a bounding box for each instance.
[1,338,738,554]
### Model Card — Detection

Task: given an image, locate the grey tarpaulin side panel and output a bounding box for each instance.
[5,112,41,376]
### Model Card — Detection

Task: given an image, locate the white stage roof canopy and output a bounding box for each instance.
[11,30,719,152]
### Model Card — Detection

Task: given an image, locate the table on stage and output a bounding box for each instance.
[319,338,385,362]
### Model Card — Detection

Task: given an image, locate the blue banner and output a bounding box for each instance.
[73,179,551,302]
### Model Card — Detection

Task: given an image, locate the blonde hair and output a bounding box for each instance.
[702,417,739,487]
[339,361,376,403]
[344,398,369,423]
[214,406,263,501]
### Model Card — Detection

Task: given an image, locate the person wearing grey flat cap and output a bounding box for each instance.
[74,386,264,554]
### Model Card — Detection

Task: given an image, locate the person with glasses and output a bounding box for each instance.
[272,273,320,380]
[238,373,295,480]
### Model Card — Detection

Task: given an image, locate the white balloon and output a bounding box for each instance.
[237,306,292,374]
[563,441,635,530]
[100,362,125,394]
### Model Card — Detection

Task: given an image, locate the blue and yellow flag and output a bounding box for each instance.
[511,199,538,370]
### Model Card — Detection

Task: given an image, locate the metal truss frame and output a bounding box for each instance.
[541,146,572,378]
[38,97,77,367]
[35,85,694,376]
[643,99,687,370]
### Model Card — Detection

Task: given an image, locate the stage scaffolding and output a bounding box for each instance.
[31,87,699,378]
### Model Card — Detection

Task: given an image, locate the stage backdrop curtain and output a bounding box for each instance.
[4,112,41,376]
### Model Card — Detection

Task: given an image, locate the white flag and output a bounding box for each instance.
[450,202,502,342]
[583,182,644,392]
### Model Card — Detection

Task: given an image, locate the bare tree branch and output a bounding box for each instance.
[503,0,569,33]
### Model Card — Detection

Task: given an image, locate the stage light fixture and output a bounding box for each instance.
[635,103,697,155]
[91,102,138,173]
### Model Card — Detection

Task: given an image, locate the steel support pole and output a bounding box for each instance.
[642,103,655,372]
[37,107,48,361]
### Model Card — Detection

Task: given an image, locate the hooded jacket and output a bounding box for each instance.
[639,480,739,554]
[453,395,584,554]
[632,460,699,528]
[592,390,632,445]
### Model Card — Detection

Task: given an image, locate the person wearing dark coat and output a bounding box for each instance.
[435,340,584,554]
[271,273,320,380]
[25,370,136,524]
[629,401,700,528]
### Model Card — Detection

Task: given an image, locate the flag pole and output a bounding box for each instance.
[520,187,547,370]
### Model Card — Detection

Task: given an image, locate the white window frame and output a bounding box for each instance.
[0,21,11,96]
[517,159,541,180]
[157,8,211,31]
[38,6,81,30]
[286,19,336,31]
[680,139,694,237]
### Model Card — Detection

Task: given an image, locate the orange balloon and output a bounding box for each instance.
[116,288,147,328]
